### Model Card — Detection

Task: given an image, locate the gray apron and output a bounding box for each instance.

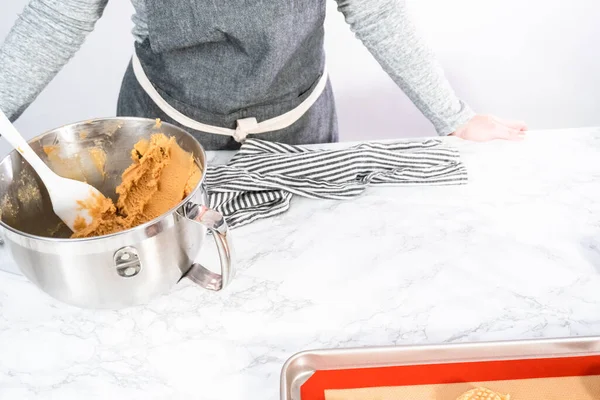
[116,0,339,151]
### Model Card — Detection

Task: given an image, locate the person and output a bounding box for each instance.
[0,0,527,150]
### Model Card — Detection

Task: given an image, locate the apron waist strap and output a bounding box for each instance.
[131,52,328,142]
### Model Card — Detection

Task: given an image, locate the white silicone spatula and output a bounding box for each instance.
[0,110,103,232]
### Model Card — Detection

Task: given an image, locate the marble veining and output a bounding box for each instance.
[1,128,600,399]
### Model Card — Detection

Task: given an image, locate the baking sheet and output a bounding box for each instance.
[280,337,600,400]
[301,355,600,399]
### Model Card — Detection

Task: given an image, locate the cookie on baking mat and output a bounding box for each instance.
[456,387,510,400]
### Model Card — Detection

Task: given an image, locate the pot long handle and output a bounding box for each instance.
[180,203,234,291]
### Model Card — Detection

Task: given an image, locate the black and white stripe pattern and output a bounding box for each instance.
[205,138,467,228]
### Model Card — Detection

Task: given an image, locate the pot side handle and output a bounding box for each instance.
[179,203,234,291]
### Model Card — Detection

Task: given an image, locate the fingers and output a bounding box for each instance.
[495,117,528,131]
[460,114,528,142]
[509,129,526,141]
[497,127,525,141]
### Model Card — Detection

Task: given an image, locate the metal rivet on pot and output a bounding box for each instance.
[114,246,142,278]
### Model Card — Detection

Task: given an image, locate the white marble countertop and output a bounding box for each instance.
[1,128,600,399]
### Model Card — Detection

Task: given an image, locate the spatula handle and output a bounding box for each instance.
[0,110,55,183]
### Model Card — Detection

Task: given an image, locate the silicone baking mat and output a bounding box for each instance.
[301,355,600,400]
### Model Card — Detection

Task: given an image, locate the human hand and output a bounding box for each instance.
[450,115,527,142]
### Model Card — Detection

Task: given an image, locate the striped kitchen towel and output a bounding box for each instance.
[205,138,467,228]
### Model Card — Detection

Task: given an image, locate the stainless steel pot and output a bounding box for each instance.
[0,117,234,309]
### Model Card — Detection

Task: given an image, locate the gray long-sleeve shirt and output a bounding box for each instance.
[0,0,475,135]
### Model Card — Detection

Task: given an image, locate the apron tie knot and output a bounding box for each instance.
[234,117,258,142]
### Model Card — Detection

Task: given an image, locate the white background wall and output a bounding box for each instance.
[1,0,600,157]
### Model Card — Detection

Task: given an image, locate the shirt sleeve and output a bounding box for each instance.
[0,0,108,121]
[335,0,476,136]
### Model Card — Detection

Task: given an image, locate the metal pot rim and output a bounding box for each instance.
[0,116,208,243]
